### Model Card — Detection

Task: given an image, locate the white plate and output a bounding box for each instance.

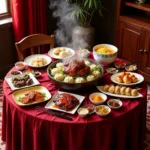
[97,86,143,99]
[48,47,75,60]
[5,73,40,90]
[12,86,51,106]
[24,54,52,68]
[110,72,144,86]
[45,91,85,114]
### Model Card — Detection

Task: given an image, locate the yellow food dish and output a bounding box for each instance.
[92,95,103,102]
[97,107,109,114]
[96,47,115,54]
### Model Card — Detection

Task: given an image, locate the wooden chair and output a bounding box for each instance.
[15,34,54,61]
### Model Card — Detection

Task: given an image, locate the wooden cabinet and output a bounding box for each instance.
[138,30,150,81]
[116,0,150,82]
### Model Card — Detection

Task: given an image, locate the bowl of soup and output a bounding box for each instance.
[93,44,118,65]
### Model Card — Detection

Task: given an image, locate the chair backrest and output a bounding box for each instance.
[15,34,54,61]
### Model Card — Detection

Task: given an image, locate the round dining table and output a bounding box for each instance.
[2,53,147,150]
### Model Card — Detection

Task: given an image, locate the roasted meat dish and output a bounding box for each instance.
[21,91,44,104]
[53,93,79,110]
[12,74,33,87]
[63,59,90,76]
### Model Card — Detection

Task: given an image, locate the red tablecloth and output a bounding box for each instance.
[2,54,147,150]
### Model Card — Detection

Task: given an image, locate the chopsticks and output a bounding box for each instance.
[36,106,72,121]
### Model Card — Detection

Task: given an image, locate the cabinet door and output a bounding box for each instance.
[140,31,150,74]
[118,21,142,62]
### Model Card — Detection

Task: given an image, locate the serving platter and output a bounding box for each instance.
[5,73,40,90]
[24,54,52,68]
[97,86,143,99]
[111,72,144,86]
[45,91,85,114]
[48,47,75,60]
[12,86,51,106]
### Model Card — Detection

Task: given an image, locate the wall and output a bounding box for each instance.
[47,0,117,45]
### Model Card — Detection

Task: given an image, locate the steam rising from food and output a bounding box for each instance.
[49,0,89,49]
[49,0,77,47]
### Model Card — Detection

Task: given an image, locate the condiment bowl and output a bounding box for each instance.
[15,61,26,70]
[107,68,118,74]
[95,105,111,116]
[125,65,137,72]
[77,49,90,58]
[107,99,122,109]
[10,70,22,76]
[93,44,118,65]
[89,92,107,105]
[77,108,89,117]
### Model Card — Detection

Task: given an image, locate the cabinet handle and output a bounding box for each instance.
[139,49,143,53]
[144,50,147,53]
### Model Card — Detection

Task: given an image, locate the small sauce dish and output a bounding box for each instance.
[107,99,122,109]
[125,65,137,72]
[114,62,126,69]
[34,71,42,78]
[10,70,22,76]
[15,61,26,71]
[107,68,118,74]
[77,108,89,117]
[77,49,90,58]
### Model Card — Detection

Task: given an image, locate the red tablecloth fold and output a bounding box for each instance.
[2,55,147,150]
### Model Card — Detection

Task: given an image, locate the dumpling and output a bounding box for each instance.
[103,85,110,92]
[131,89,138,96]
[108,85,115,93]
[84,60,91,66]
[65,49,71,55]
[131,76,138,83]
[90,64,97,70]
[86,75,95,81]
[53,48,61,55]
[120,86,126,95]
[75,77,85,83]
[51,68,60,76]
[123,75,132,84]
[59,51,67,58]
[56,62,63,68]
[115,76,123,83]
[125,87,131,96]
[64,76,74,83]
[92,70,101,78]
[115,85,121,94]
[54,73,65,81]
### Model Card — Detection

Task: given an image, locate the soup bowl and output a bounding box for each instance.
[47,58,104,91]
[93,44,118,66]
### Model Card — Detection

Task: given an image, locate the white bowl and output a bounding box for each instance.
[93,44,118,65]
[15,61,26,71]
[77,108,89,117]
[95,105,111,116]
[10,70,22,76]
[107,99,122,109]
[89,92,107,105]
[107,68,118,74]
[77,49,90,58]
[125,65,137,72]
